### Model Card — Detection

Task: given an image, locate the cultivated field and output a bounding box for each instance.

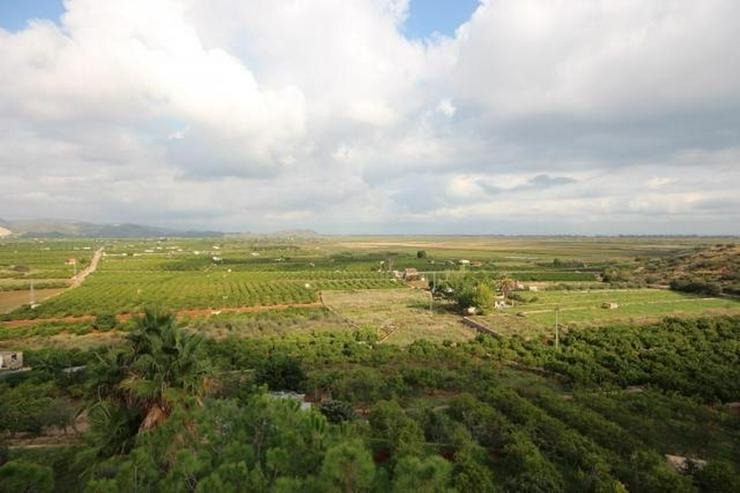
[1,235,738,347]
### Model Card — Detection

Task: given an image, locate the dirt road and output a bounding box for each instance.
[71,247,104,287]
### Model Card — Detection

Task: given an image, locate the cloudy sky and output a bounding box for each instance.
[0,0,738,234]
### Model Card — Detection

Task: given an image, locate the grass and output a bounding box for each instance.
[186,307,351,339]
[322,288,474,345]
[0,319,123,350]
[473,288,740,337]
[330,235,728,262]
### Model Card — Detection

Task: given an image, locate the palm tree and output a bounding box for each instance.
[87,308,211,435]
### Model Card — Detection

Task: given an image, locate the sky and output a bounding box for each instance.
[0,0,738,235]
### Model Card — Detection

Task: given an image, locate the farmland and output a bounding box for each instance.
[5,271,398,319]
[1,235,739,491]
[0,240,94,280]
[1,235,739,330]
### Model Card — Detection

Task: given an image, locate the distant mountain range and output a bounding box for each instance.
[0,219,224,238]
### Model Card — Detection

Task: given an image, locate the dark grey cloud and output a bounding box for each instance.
[477,174,578,195]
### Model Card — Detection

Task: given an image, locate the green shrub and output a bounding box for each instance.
[255,356,306,391]
[669,279,722,296]
[0,460,54,493]
[93,313,118,331]
[319,399,356,423]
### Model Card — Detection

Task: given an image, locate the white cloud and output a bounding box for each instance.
[0,0,738,233]
[436,99,456,117]
[647,177,675,190]
[167,130,186,141]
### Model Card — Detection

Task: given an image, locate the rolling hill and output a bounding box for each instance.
[0,219,223,238]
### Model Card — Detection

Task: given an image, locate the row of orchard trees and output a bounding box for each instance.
[2,312,739,491]
[0,309,495,492]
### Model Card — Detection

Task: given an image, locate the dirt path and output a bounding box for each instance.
[0,301,323,328]
[70,246,104,287]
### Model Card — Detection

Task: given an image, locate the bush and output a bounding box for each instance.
[319,399,357,423]
[93,313,118,331]
[508,292,526,302]
[472,283,495,313]
[669,279,722,296]
[0,460,54,493]
[693,461,740,493]
[255,356,306,391]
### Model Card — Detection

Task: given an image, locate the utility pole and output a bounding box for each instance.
[30,279,35,305]
[429,271,437,314]
[554,306,560,350]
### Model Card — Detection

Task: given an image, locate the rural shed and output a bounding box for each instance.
[0,351,23,370]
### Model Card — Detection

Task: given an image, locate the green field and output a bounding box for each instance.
[5,271,400,319]
[323,288,473,345]
[2,236,738,327]
[0,240,95,280]
[473,288,740,337]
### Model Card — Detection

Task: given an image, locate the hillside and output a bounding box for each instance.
[0,219,223,238]
[638,243,740,295]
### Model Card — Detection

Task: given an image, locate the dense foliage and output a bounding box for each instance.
[2,313,739,491]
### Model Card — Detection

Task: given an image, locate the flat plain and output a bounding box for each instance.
[1,235,738,346]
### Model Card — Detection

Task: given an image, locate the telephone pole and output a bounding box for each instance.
[30,279,35,305]
[429,271,437,314]
[554,306,560,350]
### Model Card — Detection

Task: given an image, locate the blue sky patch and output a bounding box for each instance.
[0,0,63,31]
[0,1,481,39]
[403,0,480,39]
